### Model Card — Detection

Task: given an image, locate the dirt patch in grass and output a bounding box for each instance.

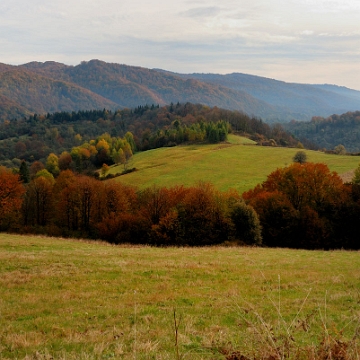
[339,169,355,183]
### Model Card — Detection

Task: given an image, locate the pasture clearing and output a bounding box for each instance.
[1,234,359,359]
[110,135,360,193]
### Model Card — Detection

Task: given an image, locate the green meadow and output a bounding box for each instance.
[1,234,359,359]
[110,135,360,193]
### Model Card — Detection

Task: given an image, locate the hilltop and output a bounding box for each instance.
[1,59,359,122]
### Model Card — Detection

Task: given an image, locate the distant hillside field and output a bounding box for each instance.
[1,233,359,359]
[110,135,360,193]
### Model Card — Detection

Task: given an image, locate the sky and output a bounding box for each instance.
[1,0,360,90]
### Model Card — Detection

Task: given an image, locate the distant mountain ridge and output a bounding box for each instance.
[168,72,360,120]
[0,59,359,122]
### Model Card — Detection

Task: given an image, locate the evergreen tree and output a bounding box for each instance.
[19,161,30,183]
[353,164,360,184]
[230,201,262,245]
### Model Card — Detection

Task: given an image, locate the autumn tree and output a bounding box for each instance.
[125,131,137,153]
[58,151,73,171]
[111,148,125,165]
[94,182,138,242]
[175,183,231,246]
[29,161,45,179]
[0,167,25,230]
[259,163,345,212]
[138,186,175,226]
[101,163,110,178]
[243,163,348,249]
[23,173,54,226]
[52,171,80,232]
[334,144,346,155]
[76,176,100,231]
[52,174,101,233]
[46,153,60,177]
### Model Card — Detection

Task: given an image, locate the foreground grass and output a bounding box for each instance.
[1,234,359,359]
[110,135,360,193]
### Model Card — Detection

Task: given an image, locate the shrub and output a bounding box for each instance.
[230,201,262,245]
[293,150,307,164]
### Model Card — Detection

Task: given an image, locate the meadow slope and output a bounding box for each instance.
[110,135,360,193]
[1,234,359,359]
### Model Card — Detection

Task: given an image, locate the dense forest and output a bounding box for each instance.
[285,111,360,152]
[0,103,299,169]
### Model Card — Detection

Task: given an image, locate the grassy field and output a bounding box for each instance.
[109,135,360,193]
[1,233,359,359]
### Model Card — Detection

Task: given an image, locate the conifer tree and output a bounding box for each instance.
[19,161,30,183]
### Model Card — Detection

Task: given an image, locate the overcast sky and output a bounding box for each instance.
[1,0,359,90]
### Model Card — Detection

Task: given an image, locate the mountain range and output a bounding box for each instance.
[1,59,359,122]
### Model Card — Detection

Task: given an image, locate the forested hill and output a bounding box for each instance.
[0,60,275,121]
[173,72,360,120]
[285,111,360,152]
[0,59,359,122]
[0,103,298,168]
[0,67,118,115]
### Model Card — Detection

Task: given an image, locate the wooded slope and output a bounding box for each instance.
[1,59,359,122]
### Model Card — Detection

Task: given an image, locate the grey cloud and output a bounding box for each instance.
[180,6,222,18]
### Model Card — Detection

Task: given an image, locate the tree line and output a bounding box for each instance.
[0,103,298,169]
[0,167,261,246]
[15,119,230,181]
[1,162,359,249]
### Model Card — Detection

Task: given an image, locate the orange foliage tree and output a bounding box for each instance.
[94,182,138,242]
[22,175,55,227]
[243,163,349,249]
[0,167,25,230]
[147,183,249,246]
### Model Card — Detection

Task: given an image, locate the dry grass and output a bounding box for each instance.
[1,233,359,359]
[339,169,355,183]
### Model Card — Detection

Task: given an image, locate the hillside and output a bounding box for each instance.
[0,94,32,120]
[0,103,298,168]
[1,60,359,122]
[285,111,360,152]
[170,72,360,121]
[0,68,118,117]
[16,60,276,118]
[110,134,360,194]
